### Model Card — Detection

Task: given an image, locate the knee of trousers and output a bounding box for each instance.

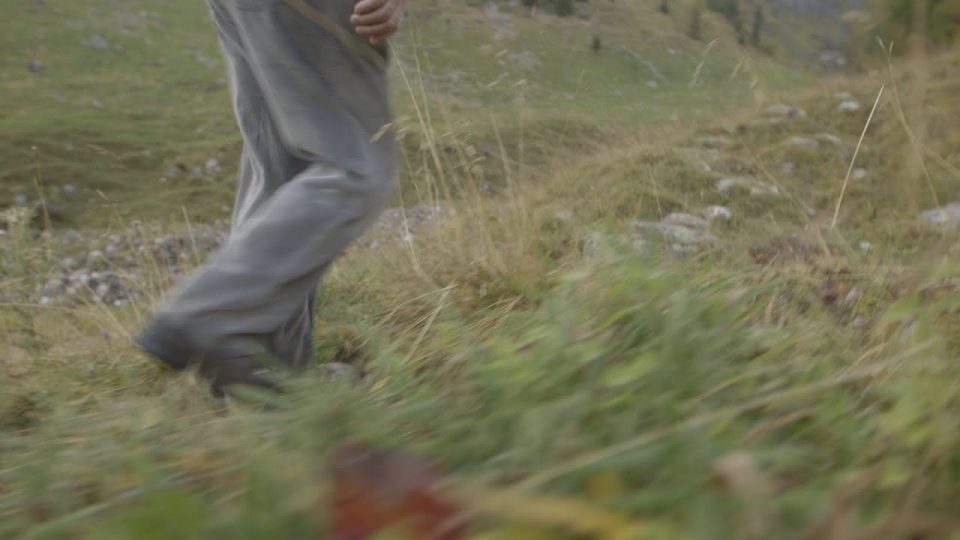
[290,160,396,218]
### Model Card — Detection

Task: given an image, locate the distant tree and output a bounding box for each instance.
[555,0,574,16]
[659,0,671,14]
[688,0,704,40]
[750,5,764,47]
[708,0,744,42]
[881,0,959,47]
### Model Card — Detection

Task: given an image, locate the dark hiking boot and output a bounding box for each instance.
[137,318,282,397]
[136,318,196,371]
[199,354,283,398]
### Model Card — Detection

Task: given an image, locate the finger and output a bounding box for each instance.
[353,0,387,16]
[368,21,400,44]
[350,2,393,26]
[355,18,400,38]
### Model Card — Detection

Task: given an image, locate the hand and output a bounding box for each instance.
[351,0,407,45]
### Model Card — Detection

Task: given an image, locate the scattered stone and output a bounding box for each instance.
[27,59,44,73]
[164,165,183,179]
[60,256,78,270]
[63,184,78,196]
[191,166,203,178]
[663,212,708,229]
[95,283,111,299]
[62,230,83,244]
[817,133,843,146]
[91,99,104,108]
[790,136,819,149]
[717,176,779,197]
[86,250,107,268]
[583,231,647,259]
[859,241,872,253]
[703,206,732,221]
[105,243,120,258]
[764,104,806,120]
[630,220,718,247]
[83,34,110,50]
[852,167,868,181]
[205,158,221,173]
[781,162,796,174]
[674,147,724,173]
[919,203,960,229]
[447,69,466,84]
[323,362,357,380]
[837,100,862,113]
[818,50,848,71]
[14,194,29,207]
[43,278,63,296]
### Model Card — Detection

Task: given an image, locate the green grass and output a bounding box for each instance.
[0,0,804,227]
[4,0,960,538]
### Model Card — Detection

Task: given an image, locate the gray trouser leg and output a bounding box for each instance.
[153,0,397,365]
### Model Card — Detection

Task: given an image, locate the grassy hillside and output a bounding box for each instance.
[4,0,960,538]
[0,0,803,227]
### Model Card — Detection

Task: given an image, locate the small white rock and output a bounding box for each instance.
[83,34,110,50]
[703,206,732,221]
[852,167,868,181]
[663,212,708,229]
[95,283,111,299]
[717,177,780,197]
[818,133,843,146]
[919,203,960,228]
[837,100,862,113]
[765,104,806,119]
[87,250,105,265]
[790,136,819,149]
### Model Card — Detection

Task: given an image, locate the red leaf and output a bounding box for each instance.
[330,440,468,540]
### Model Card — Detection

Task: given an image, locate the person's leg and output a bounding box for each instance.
[213,5,323,371]
[215,4,322,371]
[140,0,397,389]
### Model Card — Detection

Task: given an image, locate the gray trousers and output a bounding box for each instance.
[154,0,398,368]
